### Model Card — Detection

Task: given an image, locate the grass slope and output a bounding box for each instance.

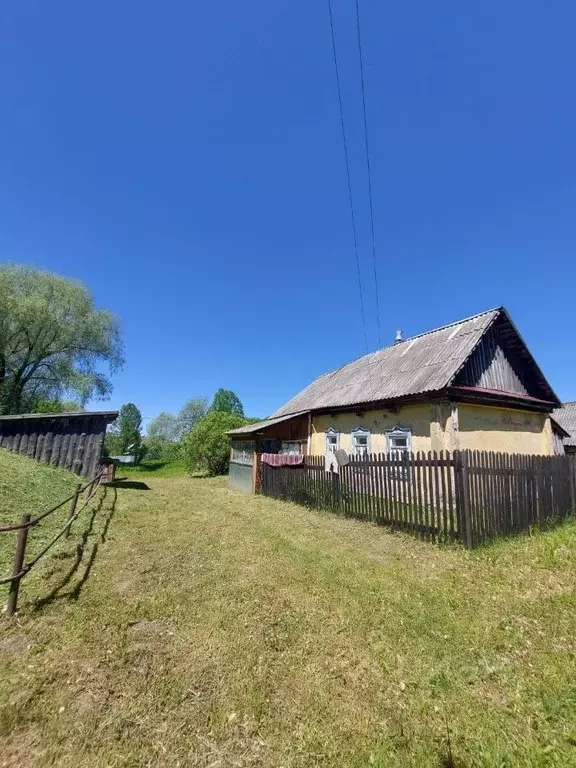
[0,449,78,523]
[0,449,99,607]
[1,472,576,767]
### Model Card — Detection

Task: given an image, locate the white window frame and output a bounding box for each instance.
[351,426,371,457]
[386,426,412,458]
[325,428,339,454]
[281,440,302,456]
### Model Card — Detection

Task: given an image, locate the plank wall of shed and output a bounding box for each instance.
[0,416,107,477]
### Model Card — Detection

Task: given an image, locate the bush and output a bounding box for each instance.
[181,411,247,476]
[144,436,181,461]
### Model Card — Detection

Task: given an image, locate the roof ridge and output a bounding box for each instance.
[398,306,502,345]
[318,307,501,379]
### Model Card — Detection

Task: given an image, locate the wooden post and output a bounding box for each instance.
[569,455,576,516]
[65,483,82,539]
[454,451,474,549]
[331,469,340,512]
[6,513,31,617]
[460,451,474,549]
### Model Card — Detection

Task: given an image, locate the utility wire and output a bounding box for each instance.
[327,0,369,354]
[354,0,381,347]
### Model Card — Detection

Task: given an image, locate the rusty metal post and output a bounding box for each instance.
[65,483,82,539]
[6,513,31,617]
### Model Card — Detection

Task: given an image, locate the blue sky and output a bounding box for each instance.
[1,1,575,424]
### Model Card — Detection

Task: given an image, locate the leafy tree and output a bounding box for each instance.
[182,411,246,476]
[177,396,208,437]
[107,403,144,460]
[210,389,244,417]
[29,397,82,414]
[144,435,181,461]
[0,265,123,414]
[147,412,180,443]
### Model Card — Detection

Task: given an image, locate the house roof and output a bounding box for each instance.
[551,403,576,447]
[269,307,559,418]
[229,412,308,435]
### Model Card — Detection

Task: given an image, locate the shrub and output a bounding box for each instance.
[182,411,247,476]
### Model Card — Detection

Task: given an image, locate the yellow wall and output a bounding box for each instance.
[458,404,554,455]
[311,404,434,455]
[310,402,556,456]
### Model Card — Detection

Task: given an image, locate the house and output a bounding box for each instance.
[230,308,563,467]
[552,403,576,455]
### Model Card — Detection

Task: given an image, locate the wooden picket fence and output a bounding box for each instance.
[260,451,576,548]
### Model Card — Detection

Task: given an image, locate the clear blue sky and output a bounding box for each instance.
[1,1,575,424]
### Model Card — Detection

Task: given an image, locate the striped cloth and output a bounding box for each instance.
[261,453,304,467]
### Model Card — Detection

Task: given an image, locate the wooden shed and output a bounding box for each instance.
[0,410,118,477]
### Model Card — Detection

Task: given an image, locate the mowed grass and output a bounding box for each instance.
[0,450,86,604]
[0,449,79,523]
[119,458,188,478]
[1,468,576,767]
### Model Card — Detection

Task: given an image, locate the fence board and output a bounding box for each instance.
[258,450,576,548]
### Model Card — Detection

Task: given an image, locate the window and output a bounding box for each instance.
[351,426,370,457]
[325,428,339,454]
[281,441,302,456]
[386,427,412,458]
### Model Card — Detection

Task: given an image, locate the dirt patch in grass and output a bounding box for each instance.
[1,474,576,767]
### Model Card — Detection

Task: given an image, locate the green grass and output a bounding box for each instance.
[0,449,108,608]
[0,449,79,523]
[1,472,576,766]
[119,459,188,478]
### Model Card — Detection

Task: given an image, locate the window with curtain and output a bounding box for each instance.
[351,426,370,457]
[325,428,339,454]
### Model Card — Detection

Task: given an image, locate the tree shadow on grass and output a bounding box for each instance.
[109,480,150,491]
[34,486,118,611]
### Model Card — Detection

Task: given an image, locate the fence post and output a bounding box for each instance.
[65,483,82,539]
[331,469,340,512]
[454,451,474,549]
[6,513,31,617]
[569,455,576,516]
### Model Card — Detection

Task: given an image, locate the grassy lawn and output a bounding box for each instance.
[119,459,188,478]
[1,463,576,767]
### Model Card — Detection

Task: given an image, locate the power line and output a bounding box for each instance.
[327,0,369,354]
[353,0,381,347]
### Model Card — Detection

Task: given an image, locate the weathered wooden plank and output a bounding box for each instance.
[404,451,414,534]
[421,452,430,539]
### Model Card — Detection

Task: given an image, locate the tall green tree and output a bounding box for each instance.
[177,396,209,437]
[147,411,180,443]
[0,265,123,414]
[182,411,246,476]
[107,403,144,459]
[210,388,244,417]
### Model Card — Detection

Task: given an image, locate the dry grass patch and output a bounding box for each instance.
[1,473,576,767]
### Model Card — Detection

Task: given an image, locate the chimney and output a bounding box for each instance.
[394,329,403,344]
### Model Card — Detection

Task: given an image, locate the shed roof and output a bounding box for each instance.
[229,412,308,435]
[551,403,576,447]
[269,307,558,418]
[0,410,119,423]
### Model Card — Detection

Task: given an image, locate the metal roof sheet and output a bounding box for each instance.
[228,411,308,435]
[270,309,499,417]
[0,410,119,422]
[552,403,576,447]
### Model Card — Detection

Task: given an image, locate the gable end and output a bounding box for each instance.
[453,311,557,403]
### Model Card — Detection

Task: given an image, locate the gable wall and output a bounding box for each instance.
[455,326,529,395]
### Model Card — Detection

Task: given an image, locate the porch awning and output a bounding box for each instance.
[228,411,309,435]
